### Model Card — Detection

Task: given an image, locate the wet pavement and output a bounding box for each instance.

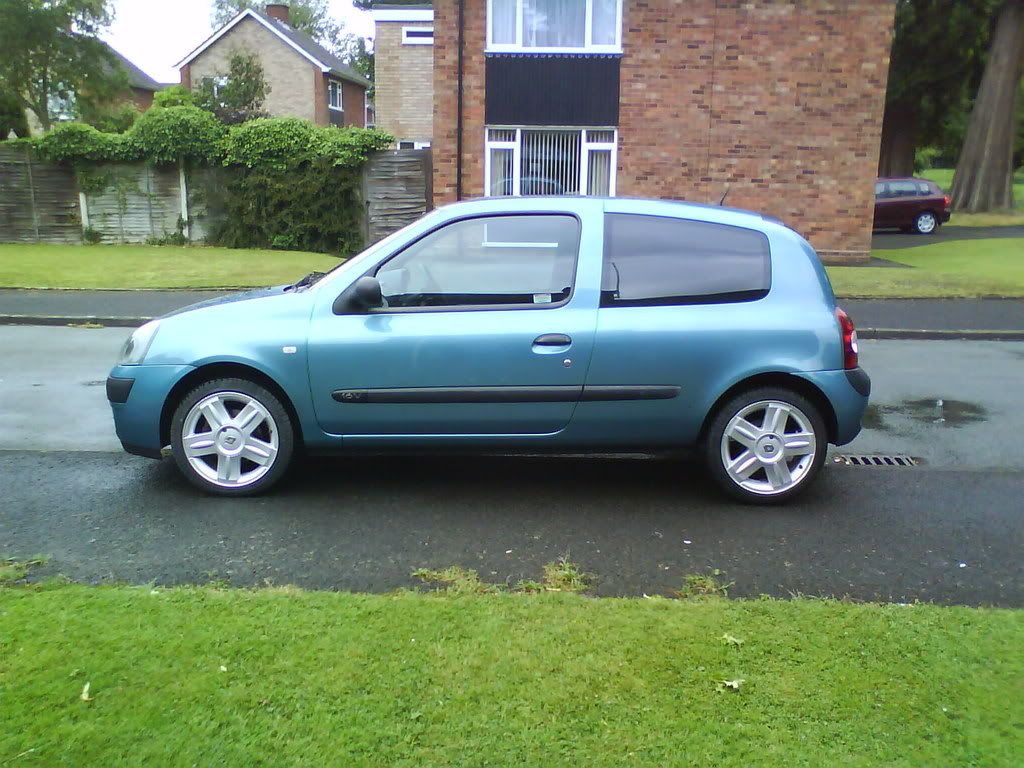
[1,326,1022,604]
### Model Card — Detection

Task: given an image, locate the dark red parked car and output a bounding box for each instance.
[873,177,951,234]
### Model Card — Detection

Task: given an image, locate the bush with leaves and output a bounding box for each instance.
[223,117,392,170]
[130,106,227,165]
[80,101,140,134]
[151,85,196,109]
[0,90,29,138]
[33,122,138,162]
[193,52,270,125]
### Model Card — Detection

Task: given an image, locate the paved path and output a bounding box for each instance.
[1,289,1023,334]
[1,325,1022,605]
[872,224,1024,250]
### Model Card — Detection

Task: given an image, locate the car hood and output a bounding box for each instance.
[160,285,291,319]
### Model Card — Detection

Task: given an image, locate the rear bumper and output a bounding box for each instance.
[798,367,871,446]
[107,363,194,458]
[940,210,951,224]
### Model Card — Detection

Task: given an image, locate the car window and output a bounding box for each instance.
[375,214,580,309]
[601,214,771,307]
[918,182,933,195]
[875,182,888,198]
[889,181,919,197]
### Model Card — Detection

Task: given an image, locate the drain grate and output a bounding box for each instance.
[832,454,922,467]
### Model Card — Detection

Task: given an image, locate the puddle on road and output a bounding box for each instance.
[864,398,987,432]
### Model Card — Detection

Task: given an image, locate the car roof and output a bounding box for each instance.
[432,195,779,231]
[876,177,934,183]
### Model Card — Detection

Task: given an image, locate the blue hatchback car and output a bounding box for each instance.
[107,197,869,503]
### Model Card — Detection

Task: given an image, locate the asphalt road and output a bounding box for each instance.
[1,326,1022,605]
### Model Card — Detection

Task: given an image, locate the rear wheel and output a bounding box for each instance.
[170,378,294,496]
[704,387,827,504]
[913,211,938,234]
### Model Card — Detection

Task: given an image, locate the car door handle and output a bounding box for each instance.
[533,333,572,346]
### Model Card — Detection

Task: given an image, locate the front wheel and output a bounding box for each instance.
[170,378,295,496]
[704,387,827,504]
[913,211,938,234]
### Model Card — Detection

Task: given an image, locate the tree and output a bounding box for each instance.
[193,52,270,124]
[211,0,346,54]
[0,0,125,132]
[951,0,1024,211]
[0,90,29,138]
[879,0,996,177]
[341,36,374,83]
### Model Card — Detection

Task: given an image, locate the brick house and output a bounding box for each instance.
[176,3,370,127]
[431,0,896,262]
[372,2,435,148]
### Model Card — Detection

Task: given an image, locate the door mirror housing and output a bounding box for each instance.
[334,276,384,314]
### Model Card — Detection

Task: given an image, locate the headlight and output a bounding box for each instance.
[117,320,160,366]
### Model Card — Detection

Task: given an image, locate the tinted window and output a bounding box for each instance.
[375,215,580,309]
[889,181,919,197]
[602,214,771,306]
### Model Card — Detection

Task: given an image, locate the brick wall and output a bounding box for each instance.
[376,21,435,143]
[187,16,318,123]
[432,0,895,262]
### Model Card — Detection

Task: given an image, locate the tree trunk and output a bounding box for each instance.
[951,0,1024,211]
[878,102,918,177]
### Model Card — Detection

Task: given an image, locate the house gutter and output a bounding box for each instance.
[456,0,465,201]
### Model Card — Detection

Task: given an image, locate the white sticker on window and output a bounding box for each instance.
[533,293,552,304]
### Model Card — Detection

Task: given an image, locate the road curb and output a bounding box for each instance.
[4,314,1024,341]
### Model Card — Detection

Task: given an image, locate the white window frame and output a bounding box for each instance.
[402,26,434,45]
[484,126,617,198]
[487,0,623,54]
[328,79,343,112]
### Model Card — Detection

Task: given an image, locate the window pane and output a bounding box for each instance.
[592,0,617,45]
[587,149,612,195]
[489,147,515,196]
[603,214,770,305]
[890,181,918,196]
[491,0,516,43]
[523,0,585,47]
[520,129,579,195]
[376,215,580,308]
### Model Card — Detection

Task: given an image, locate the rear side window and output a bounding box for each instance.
[918,182,934,195]
[889,180,919,197]
[602,214,771,307]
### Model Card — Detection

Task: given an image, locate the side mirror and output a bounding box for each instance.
[334,275,383,314]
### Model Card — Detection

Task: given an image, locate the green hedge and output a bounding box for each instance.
[22,111,395,256]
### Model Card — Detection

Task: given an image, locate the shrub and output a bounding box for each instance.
[33,122,139,163]
[80,102,140,134]
[130,106,226,165]
[222,118,393,171]
[151,85,196,109]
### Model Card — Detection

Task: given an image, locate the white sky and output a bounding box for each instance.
[102,0,375,84]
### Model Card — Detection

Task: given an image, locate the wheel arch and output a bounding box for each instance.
[697,372,838,446]
[160,362,304,448]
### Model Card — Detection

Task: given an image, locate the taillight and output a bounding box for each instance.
[943,195,951,208]
[836,308,859,370]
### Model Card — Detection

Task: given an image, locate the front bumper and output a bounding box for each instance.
[798,367,871,446]
[107,363,195,458]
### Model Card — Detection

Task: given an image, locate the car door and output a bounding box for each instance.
[306,211,598,437]
[889,180,920,226]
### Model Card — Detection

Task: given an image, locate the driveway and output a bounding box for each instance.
[872,224,1024,251]
[1,326,1022,605]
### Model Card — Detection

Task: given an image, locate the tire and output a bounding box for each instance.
[170,377,295,496]
[703,387,828,505]
[913,211,938,235]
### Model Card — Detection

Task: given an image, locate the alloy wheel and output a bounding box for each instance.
[916,212,937,234]
[719,400,818,496]
[180,391,280,488]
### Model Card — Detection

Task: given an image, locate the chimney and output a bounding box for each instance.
[265,3,290,23]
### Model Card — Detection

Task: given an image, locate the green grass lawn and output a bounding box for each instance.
[0,243,340,289]
[921,167,1024,227]
[0,582,1020,767]
[828,237,1024,298]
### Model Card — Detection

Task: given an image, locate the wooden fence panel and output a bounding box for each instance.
[0,145,79,243]
[84,163,182,243]
[362,149,432,244]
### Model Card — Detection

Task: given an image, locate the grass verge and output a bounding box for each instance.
[0,582,1021,766]
[0,244,341,290]
[921,168,1024,227]
[832,237,1024,298]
